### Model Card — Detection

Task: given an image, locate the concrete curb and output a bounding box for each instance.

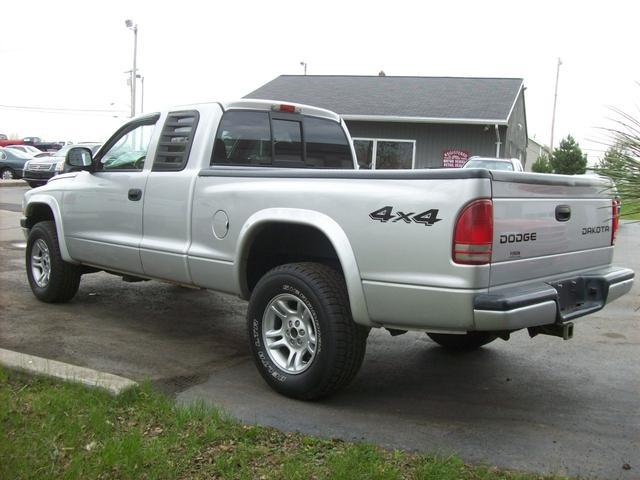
[0,348,138,395]
[0,180,27,188]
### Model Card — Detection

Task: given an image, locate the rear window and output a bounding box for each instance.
[211,110,354,169]
[212,111,271,166]
[273,119,302,164]
[304,117,352,168]
[465,160,514,171]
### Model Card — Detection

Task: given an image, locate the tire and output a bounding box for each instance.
[1,167,15,180]
[26,221,81,303]
[247,262,368,400]
[27,181,42,188]
[427,332,497,351]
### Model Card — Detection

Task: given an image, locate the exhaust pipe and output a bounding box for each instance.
[528,322,574,341]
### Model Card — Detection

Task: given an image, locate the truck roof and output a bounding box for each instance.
[171,99,342,123]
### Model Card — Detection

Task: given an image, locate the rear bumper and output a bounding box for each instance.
[473,266,634,331]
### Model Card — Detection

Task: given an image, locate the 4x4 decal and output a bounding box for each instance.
[369,206,442,226]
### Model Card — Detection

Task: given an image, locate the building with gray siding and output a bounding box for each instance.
[246,75,528,169]
[525,137,551,172]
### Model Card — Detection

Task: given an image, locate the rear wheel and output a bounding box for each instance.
[427,332,497,351]
[1,167,15,180]
[27,181,42,188]
[247,262,368,400]
[26,221,81,303]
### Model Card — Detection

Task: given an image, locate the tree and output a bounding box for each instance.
[550,135,587,175]
[531,154,553,173]
[598,144,628,171]
[593,107,640,217]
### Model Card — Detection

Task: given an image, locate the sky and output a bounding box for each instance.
[1,0,638,162]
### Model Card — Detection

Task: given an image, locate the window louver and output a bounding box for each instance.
[152,110,199,171]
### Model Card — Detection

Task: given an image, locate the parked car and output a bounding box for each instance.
[20,100,634,400]
[22,143,101,187]
[22,137,64,152]
[463,156,524,172]
[0,147,33,179]
[0,134,7,140]
[5,145,44,156]
[0,138,24,148]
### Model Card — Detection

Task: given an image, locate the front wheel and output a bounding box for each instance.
[1,167,15,180]
[247,263,368,400]
[26,221,81,303]
[27,181,43,188]
[427,331,497,351]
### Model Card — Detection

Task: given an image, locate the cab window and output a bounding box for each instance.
[97,118,158,171]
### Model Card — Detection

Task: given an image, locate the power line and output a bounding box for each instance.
[0,104,127,115]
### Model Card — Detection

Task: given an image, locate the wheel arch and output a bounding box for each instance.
[236,208,372,327]
[24,195,75,263]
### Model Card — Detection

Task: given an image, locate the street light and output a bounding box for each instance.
[125,19,138,117]
[300,61,307,75]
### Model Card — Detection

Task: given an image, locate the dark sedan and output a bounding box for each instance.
[0,147,34,180]
[22,143,101,187]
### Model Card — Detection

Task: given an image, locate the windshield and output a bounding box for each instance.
[52,145,73,157]
[464,160,514,171]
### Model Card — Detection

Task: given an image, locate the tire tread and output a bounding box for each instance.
[249,262,368,399]
[26,221,81,303]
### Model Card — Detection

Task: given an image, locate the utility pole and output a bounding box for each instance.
[125,19,138,117]
[300,61,307,75]
[550,57,562,152]
[137,74,145,113]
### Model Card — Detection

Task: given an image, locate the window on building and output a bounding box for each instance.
[352,138,415,170]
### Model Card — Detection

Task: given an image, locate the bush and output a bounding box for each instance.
[531,154,553,173]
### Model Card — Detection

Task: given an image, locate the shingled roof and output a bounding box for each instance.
[245,75,524,125]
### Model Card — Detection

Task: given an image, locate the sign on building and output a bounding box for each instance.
[442,149,469,168]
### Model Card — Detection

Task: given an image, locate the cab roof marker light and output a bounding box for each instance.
[271,104,300,113]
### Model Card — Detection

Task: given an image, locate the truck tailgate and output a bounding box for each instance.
[489,172,615,288]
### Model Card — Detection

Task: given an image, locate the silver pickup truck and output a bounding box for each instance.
[21,100,634,399]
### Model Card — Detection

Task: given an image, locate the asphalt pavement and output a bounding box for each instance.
[0,186,638,479]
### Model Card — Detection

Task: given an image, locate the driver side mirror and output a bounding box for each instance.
[66,147,94,171]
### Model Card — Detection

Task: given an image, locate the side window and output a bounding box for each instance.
[153,110,199,171]
[212,111,271,166]
[304,117,352,168]
[98,120,157,171]
[272,119,302,165]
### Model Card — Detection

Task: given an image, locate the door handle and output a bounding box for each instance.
[128,188,142,201]
[555,205,571,222]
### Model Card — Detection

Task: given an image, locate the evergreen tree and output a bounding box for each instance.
[550,135,587,175]
[531,154,553,173]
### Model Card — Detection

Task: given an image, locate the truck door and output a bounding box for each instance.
[61,115,160,274]
[139,110,202,284]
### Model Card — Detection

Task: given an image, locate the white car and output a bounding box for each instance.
[463,156,524,172]
[5,145,44,156]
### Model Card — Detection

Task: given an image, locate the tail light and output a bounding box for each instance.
[453,199,493,265]
[611,199,620,245]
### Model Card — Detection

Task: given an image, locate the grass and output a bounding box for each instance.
[0,368,566,480]
[620,201,640,220]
